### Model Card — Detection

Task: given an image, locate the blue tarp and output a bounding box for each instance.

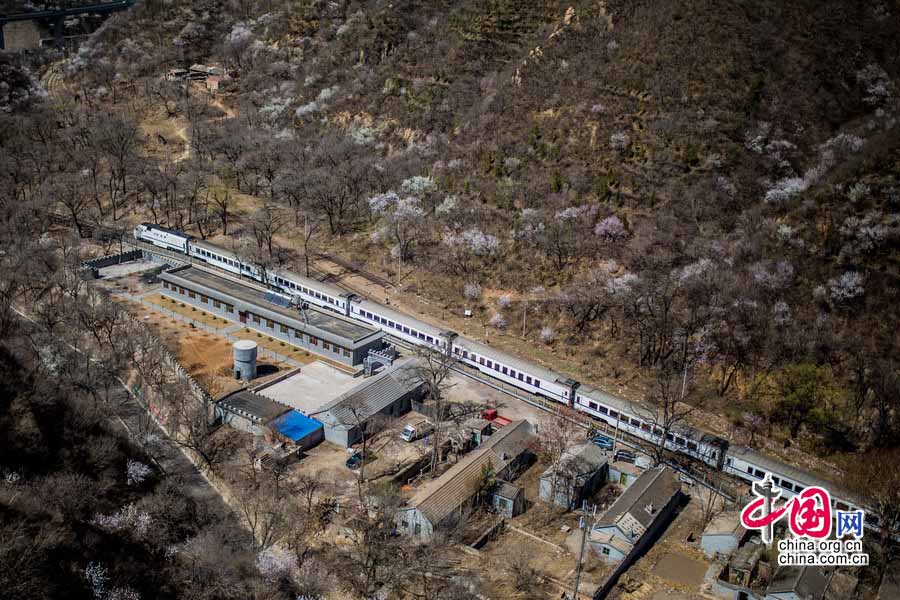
[270,410,323,442]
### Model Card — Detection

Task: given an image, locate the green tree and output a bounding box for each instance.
[757,364,845,439]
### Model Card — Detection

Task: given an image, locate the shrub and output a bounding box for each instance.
[489,314,507,329]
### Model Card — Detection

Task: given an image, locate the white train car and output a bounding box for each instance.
[272,269,351,315]
[188,239,261,280]
[351,298,452,350]
[575,384,728,469]
[452,337,575,404]
[724,446,877,528]
[134,223,191,253]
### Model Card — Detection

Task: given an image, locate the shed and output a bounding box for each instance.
[492,481,525,518]
[701,511,749,558]
[726,542,764,587]
[539,442,608,510]
[269,410,324,451]
[216,389,289,435]
[608,459,642,487]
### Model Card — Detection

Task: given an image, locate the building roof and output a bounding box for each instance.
[313,358,423,426]
[703,511,747,538]
[495,481,522,500]
[218,390,289,424]
[767,566,832,599]
[404,420,534,526]
[161,266,381,345]
[589,529,635,556]
[541,442,608,481]
[269,410,323,442]
[597,465,680,531]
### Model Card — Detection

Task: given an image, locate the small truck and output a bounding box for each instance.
[400,419,434,442]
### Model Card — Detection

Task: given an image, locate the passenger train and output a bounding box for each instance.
[133,223,877,528]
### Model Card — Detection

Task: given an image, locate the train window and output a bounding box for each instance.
[782,481,793,491]
[518,373,524,381]
[309,336,318,346]
[675,436,685,446]
[323,342,330,351]
[631,418,641,427]
[598,406,608,414]
[418,333,426,340]
[495,364,501,372]
[427,336,434,343]
[589,402,598,410]
[486,361,492,368]
[501,367,508,375]
[534,381,540,388]
[525,376,532,384]
[687,441,698,451]
[403,327,411,334]
[609,410,619,419]
[642,423,652,432]
[479,358,485,365]
[463,351,469,359]
[747,466,754,475]
[754,469,765,478]
[865,514,879,526]
[837,502,849,511]
[665,433,674,442]
[509,369,515,377]
[772,477,780,484]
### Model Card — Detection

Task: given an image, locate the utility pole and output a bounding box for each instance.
[572,512,593,600]
[522,299,527,338]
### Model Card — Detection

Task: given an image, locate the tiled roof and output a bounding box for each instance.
[407,420,534,526]
[218,389,289,423]
[314,359,423,426]
[767,566,832,599]
[541,442,608,481]
[597,465,680,530]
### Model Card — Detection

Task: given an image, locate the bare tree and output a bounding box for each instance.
[534,415,582,511]
[405,347,458,477]
[638,364,701,466]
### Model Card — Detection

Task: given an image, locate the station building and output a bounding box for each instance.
[159,266,384,368]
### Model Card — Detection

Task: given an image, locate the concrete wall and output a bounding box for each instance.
[215,405,263,436]
[2,21,43,51]
[397,507,434,539]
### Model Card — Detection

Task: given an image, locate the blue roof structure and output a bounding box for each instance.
[270,410,323,442]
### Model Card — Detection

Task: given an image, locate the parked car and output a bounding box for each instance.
[345,450,375,470]
[590,435,615,451]
[614,449,636,464]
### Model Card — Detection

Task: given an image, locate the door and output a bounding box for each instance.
[239,311,248,324]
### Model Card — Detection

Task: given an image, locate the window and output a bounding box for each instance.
[782,481,793,491]
[598,406,608,414]
[609,410,619,419]
[534,381,540,388]
[213,299,221,308]
[179,287,185,294]
[630,418,641,427]
[479,358,485,365]
[641,423,652,432]
[162,281,169,289]
[323,342,331,351]
[601,547,610,556]
[295,329,302,338]
[266,319,274,329]
[188,290,195,299]
[687,441,698,451]
[200,295,208,303]
[401,520,408,529]
[309,336,318,346]
[414,524,421,535]
[665,433,674,442]
[253,314,260,324]
[675,436,686,446]
[343,349,351,358]
[501,367,508,375]
[404,327,411,334]
[225,305,233,314]
[589,402,598,410]
[746,466,754,475]
[525,376,532,384]
[486,361,492,368]
[280,325,288,334]
[518,373,524,381]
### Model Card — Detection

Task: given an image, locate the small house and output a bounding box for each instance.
[766,566,832,600]
[539,442,608,510]
[216,389,289,435]
[701,511,749,558]
[492,481,525,518]
[589,465,681,564]
[268,410,323,451]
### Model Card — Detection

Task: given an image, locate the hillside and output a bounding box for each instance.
[4,0,900,459]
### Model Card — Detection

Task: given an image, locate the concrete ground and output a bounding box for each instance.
[98,259,159,279]
[256,361,358,414]
[443,370,557,425]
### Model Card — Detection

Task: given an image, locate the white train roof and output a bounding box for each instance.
[353,297,450,339]
[728,445,854,500]
[454,337,569,385]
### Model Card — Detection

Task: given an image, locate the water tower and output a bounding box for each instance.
[233,340,258,381]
